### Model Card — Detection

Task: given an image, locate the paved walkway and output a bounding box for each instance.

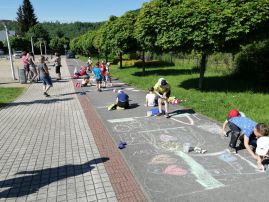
[0,59,118,201]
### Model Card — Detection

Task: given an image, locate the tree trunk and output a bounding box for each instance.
[199,53,207,90]
[120,52,122,69]
[105,54,108,63]
[142,51,145,76]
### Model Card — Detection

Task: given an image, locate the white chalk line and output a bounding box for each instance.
[137,126,185,134]
[236,153,257,169]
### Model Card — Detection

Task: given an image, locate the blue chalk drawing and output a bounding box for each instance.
[218,153,237,163]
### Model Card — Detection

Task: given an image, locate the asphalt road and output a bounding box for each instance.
[67,58,269,202]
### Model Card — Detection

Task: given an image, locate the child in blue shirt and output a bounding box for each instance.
[227,116,268,163]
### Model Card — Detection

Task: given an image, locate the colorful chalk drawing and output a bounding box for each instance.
[160,134,178,142]
[218,153,237,163]
[149,154,178,165]
[107,115,267,200]
[164,165,188,176]
[197,123,222,135]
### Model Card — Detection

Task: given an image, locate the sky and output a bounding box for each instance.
[0,0,150,23]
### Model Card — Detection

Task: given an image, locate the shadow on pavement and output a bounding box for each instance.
[0,98,74,108]
[0,157,109,198]
[169,108,196,117]
[129,103,140,109]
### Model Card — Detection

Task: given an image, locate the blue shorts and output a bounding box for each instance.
[41,76,53,86]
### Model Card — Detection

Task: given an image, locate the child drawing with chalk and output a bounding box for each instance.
[222,109,245,137]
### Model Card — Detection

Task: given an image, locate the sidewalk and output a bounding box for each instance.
[0,59,119,201]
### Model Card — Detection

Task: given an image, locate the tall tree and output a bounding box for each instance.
[16,0,38,34]
[16,6,24,35]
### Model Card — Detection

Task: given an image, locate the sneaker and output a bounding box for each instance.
[43,92,50,97]
[157,112,163,116]
[228,147,237,154]
[164,113,170,118]
[236,143,245,151]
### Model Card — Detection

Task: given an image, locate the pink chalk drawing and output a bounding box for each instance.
[149,154,177,164]
[164,165,188,176]
[160,134,177,142]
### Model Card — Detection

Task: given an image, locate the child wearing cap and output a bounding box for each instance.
[145,87,157,107]
[154,78,171,118]
[226,116,268,158]
[255,136,269,170]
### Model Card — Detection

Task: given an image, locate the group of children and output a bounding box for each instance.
[222,109,269,170]
[76,59,112,90]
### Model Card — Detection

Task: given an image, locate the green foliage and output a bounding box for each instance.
[41,21,103,39]
[25,24,49,43]
[235,40,269,82]
[110,62,269,125]
[8,36,30,51]
[49,37,69,54]
[16,0,38,35]
[0,87,25,107]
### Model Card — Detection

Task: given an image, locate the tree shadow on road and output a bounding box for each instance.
[0,157,109,198]
[133,68,198,77]
[0,97,74,108]
[179,76,269,93]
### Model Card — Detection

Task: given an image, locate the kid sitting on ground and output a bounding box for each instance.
[255,136,269,171]
[108,90,129,110]
[145,87,157,107]
[227,116,268,160]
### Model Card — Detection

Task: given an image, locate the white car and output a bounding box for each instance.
[13,51,22,58]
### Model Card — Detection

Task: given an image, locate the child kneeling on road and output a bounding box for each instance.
[227,116,268,159]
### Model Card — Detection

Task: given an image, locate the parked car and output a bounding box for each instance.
[66,51,75,59]
[13,51,22,58]
[0,49,4,55]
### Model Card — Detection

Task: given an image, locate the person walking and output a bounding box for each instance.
[54,52,62,80]
[37,56,53,97]
[28,52,38,83]
[22,51,30,81]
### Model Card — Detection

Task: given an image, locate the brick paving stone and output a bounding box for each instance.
[0,59,117,202]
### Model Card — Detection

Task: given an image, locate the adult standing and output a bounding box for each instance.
[54,52,61,80]
[154,78,171,118]
[28,52,38,82]
[38,56,53,97]
[22,51,30,81]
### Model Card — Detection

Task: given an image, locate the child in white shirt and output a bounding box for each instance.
[145,87,157,107]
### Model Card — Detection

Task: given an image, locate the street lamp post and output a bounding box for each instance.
[38,38,43,55]
[3,24,15,80]
[64,44,67,56]
[30,36,34,55]
[44,41,47,56]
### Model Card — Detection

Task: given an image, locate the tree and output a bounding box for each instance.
[8,36,30,51]
[136,0,269,89]
[26,24,49,44]
[49,37,69,54]
[16,0,38,35]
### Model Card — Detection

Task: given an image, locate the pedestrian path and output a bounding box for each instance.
[0,59,117,201]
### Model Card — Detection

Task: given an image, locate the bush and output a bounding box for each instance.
[235,40,269,82]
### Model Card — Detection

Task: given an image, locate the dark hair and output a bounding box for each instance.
[28,52,33,56]
[148,87,154,92]
[55,52,60,57]
[22,51,27,56]
[96,62,100,66]
[256,123,269,136]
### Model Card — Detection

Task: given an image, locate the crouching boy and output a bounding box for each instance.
[227,117,268,160]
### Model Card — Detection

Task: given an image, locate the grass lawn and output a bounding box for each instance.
[0,87,25,107]
[109,61,269,125]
